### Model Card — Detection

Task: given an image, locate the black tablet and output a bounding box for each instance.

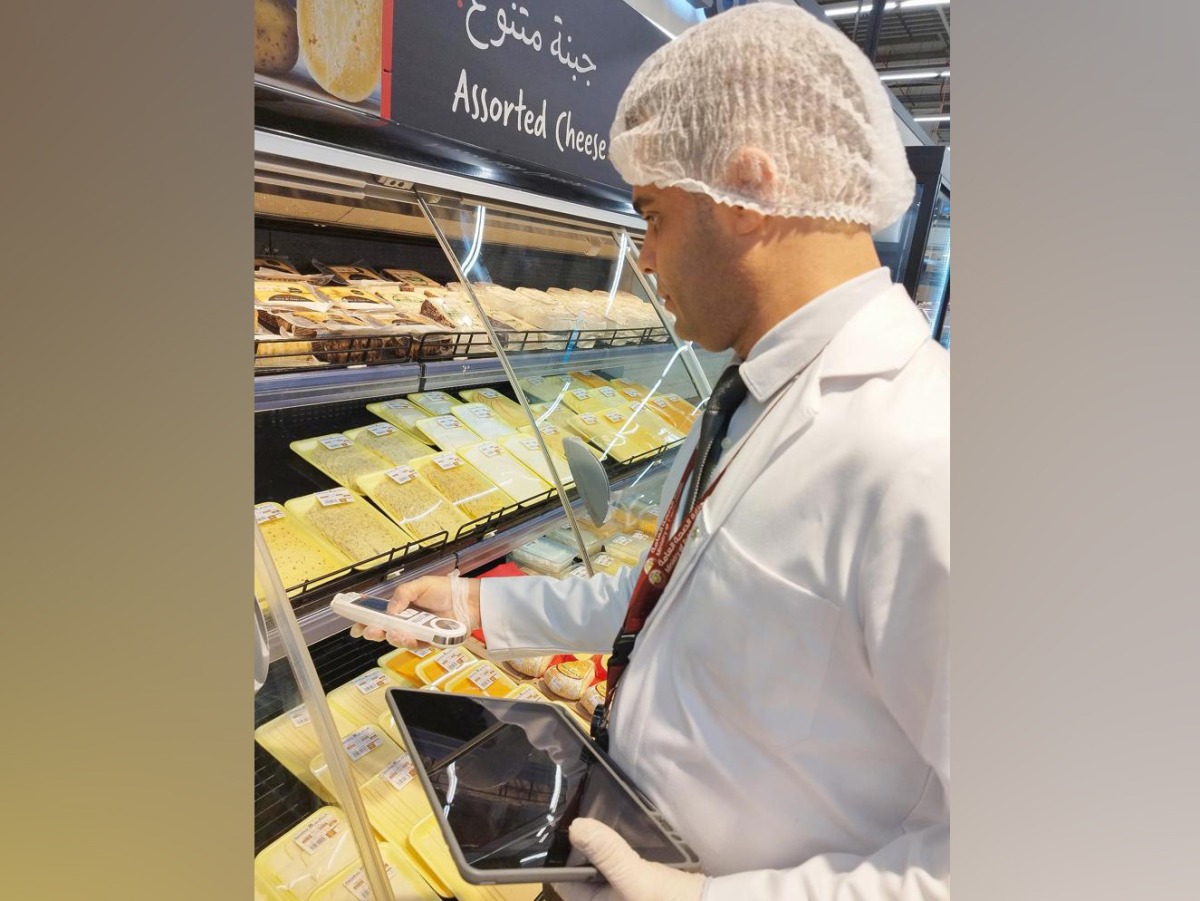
[386,687,700,885]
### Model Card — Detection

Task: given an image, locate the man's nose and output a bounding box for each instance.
[638,243,656,275]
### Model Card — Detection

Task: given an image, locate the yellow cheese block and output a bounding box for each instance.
[308,841,438,901]
[407,816,542,901]
[254,807,362,901]
[356,467,470,544]
[256,502,352,598]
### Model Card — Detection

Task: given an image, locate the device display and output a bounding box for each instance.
[386,689,699,884]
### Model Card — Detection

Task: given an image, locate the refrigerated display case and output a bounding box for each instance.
[252,130,728,900]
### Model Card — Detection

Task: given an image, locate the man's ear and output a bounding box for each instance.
[722,146,775,235]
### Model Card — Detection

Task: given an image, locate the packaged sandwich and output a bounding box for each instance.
[285,488,415,565]
[501,433,574,487]
[254,256,302,276]
[458,442,552,505]
[365,398,429,436]
[290,434,392,489]
[459,386,531,428]
[344,422,433,467]
[319,285,396,314]
[255,502,351,597]
[254,807,363,901]
[413,414,480,452]
[254,279,332,312]
[308,841,438,901]
[314,261,385,284]
[451,403,518,441]
[356,466,470,543]
[410,452,514,521]
[407,391,459,416]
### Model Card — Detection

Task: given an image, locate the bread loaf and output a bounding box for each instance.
[297,0,382,103]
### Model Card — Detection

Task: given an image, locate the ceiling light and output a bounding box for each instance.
[824,3,898,19]
[880,71,941,81]
[914,115,950,122]
[940,70,950,77]
[899,0,951,9]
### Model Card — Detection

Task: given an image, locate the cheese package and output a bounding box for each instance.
[310,724,406,790]
[504,655,555,679]
[519,421,603,465]
[458,442,553,505]
[590,552,625,576]
[319,285,396,314]
[410,452,514,521]
[560,386,612,415]
[254,279,332,313]
[542,658,598,701]
[413,414,480,451]
[545,523,604,557]
[501,433,574,487]
[577,512,626,542]
[255,502,351,598]
[504,681,552,702]
[458,386,531,428]
[285,489,415,566]
[290,434,391,490]
[343,422,433,467]
[451,403,518,441]
[407,391,459,416]
[308,841,438,901]
[365,398,429,437]
[254,807,362,901]
[510,536,578,578]
[527,401,577,433]
[518,374,582,404]
[377,710,405,746]
[378,646,438,686]
[603,532,651,568]
[440,661,520,698]
[566,411,652,463]
[626,403,687,447]
[587,385,628,410]
[645,393,701,433]
[579,680,608,718]
[380,268,442,287]
[407,815,542,901]
[254,703,350,803]
[326,668,407,728]
[567,370,611,389]
[610,376,653,400]
[413,645,480,685]
[356,467,470,543]
[312,749,437,855]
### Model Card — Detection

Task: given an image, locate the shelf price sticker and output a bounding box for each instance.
[287,705,312,728]
[386,466,417,485]
[293,811,342,855]
[468,664,500,692]
[341,862,399,901]
[319,434,353,450]
[479,443,504,458]
[316,488,356,507]
[666,394,683,403]
[434,647,468,674]
[433,452,462,470]
[342,726,385,761]
[595,553,616,567]
[611,534,634,546]
[366,422,397,437]
[255,503,285,525]
[353,668,392,695]
[385,399,417,411]
[382,753,416,790]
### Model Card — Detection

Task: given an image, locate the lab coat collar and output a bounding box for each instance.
[817,284,932,381]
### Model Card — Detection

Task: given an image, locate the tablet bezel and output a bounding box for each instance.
[385,687,701,885]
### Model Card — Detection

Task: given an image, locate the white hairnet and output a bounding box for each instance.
[609,4,916,231]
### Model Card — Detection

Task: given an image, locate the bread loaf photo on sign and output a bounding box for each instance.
[297,0,382,103]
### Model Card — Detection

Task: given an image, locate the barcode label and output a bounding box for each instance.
[386,466,417,485]
[651,397,668,408]
[435,648,468,673]
[315,488,355,507]
[382,754,416,790]
[255,503,285,524]
[469,406,494,419]
[385,399,415,410]
[342,727,384,761]
[539,424,559,435]
[519,437,540,451]
[468,665,500,691]
[572,389,590,400]
[353,669,390,694]
[433,452,462,470]
[479,388,499,398]
[434,416,462,429]
[366,422,397,436]
[319,435,352,450]
[604,410,624,423]
[581,414,598,424]
[623,388,640,397]
[611,534,633,545]
[293,811,341,855]
[666,394,683,402]
[599,387,617,397]
[479,443,504,458]
[287,706,311,728]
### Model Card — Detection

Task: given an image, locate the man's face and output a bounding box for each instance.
[632,185,743,353]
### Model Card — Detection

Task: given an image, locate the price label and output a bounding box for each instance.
[611,534,633,546]
[469,406,494,419]
[433,453,462,470]
[406,646,435,659]
[385,399,416,410]
[434,415,462,429]
[604,410,625,423]
[599,387,618,397]
[435,648,468,673]
[650,397,668,408]
[572,389,591,400]
[468,665,500,691]
[287,706,311,728]
[366,422,397,437]
[319,435,352,450]
[539,424,559,435]
[580,414,599,425]
[353,669,391,694]
[316,488,355,507]
[519,437,541,452]
[595,553,615,567]
[382,754,416,790]
[386,466,417,485]
[479,388,500,398]
[525,375,544,384]
[255,503,285,524]
[479,443,504,458]
[293,811,341,855]
[666,394,683,403]
[623,388,641,397]
[342,726,384,761]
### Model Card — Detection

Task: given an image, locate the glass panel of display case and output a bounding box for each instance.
[915,190,951,345]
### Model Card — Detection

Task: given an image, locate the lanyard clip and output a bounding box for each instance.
[610,631,637,663]
[590,702,609,751]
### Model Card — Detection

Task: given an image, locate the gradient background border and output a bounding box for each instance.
[5,1,1198,898]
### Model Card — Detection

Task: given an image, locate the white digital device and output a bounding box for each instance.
[329,592,468,647]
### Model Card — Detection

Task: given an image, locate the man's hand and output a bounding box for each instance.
[554,818,707,901]
[348,575,478,648]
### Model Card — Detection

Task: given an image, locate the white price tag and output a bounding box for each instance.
[519,437,541,451]
[293,811,341,855]
[366,422,397,436]
[468,665,500,691]
[538,424,559,435]
[595,553,615,567]
[341,862,399,901]
[650,397,668,408]
[386,466,417,485]
[666,394,683,403]
[611,534,633,546]
[315,488,355,507]
[433,452,462,470]
[255,503,285,524]
[287,706,311,728]
[382,753,416,790]
[435,415,462,429]
[599,387,617,397]
[603,410,625,423]
[580,414,599,425]
[511,685,545,701]
[526,375,544,384]
[479,388,499,398]
[572,388,590,400]
[319,435,353,450]
[470,406,494,419]
[406,646,435,659]
[385,399,416,410]
[623,388,641,397]
[435,648,468,673]
[479,443,504,458]
[353,669,390,694]
[342,726,384,761]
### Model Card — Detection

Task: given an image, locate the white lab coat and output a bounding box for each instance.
[481,283,950,900]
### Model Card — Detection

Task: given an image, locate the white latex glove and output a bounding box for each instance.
[348,573,477,648]
[555,818,707,901]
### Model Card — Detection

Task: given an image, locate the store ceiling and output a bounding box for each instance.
[812,0,950,145]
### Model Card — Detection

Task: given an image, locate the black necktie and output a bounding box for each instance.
[686,364,748,514]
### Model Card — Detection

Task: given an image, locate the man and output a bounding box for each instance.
[353,5,949,899]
